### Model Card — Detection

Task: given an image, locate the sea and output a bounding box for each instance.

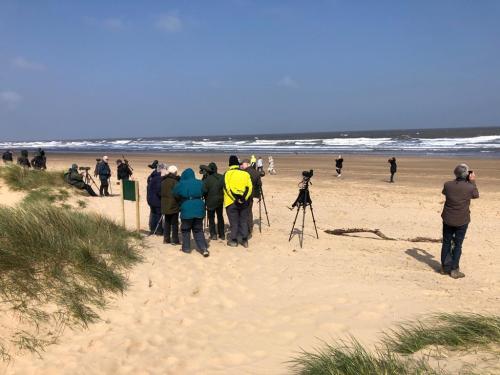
[1,127,500,157]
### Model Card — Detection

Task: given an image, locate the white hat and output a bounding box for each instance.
[167,165,178,174]
[103,156,109,161]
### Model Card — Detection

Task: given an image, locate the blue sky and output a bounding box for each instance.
[1,0,500,141]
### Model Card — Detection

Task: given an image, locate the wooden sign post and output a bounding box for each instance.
[122,180,141,233]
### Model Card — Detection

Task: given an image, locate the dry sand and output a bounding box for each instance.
[1,153,499,374]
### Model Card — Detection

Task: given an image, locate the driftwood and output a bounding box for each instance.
[325,228,441,243]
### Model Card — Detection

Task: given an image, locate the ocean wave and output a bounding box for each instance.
[1,134,499,154]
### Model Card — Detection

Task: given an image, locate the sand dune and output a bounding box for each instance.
[1,154,499,374]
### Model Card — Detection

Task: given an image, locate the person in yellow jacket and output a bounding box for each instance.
[250,154,257,168]
[224,155,253,248]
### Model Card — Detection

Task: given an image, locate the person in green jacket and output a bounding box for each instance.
[65,164,97,196]
[161,165,180,245]
[203,162,225,241]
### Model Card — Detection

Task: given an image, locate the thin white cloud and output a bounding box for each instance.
[0,91,22,110]
[102,17,125,30]
[83,16,125,31]
[155,12,183,33]
[11,57,46,71]
[277,76,299,89]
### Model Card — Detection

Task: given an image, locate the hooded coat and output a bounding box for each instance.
[147,172,162,208]
[203,162,224,210]
[173,168,206,220]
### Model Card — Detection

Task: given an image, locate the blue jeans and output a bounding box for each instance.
[441,223,468,271]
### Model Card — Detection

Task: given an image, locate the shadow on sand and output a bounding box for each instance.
[405,247,441,272]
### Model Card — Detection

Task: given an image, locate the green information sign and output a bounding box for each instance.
[123,180,136,201]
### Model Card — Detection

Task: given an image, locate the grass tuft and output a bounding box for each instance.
[291,338,439,375]
[0,164,65,191]
[383,313,500,355]
[0,202,142,358]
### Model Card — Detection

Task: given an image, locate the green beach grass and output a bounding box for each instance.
[0,164,66,191]
[291,313,500,375]
[0,199,142,359]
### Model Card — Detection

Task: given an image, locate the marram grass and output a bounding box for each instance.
[383,313,500,355]
[0,164,65,191]
[0,202,142,359]
[291,313,500,375]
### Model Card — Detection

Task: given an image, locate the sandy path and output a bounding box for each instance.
[1,154,499,374]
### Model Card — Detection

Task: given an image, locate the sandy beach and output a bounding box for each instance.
[0,153,499,375]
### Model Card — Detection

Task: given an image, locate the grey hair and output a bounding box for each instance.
[157,163,167,172]
[454,163,469,179]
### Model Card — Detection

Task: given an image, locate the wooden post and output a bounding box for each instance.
[135,180,140,233]
[121,182,126,228]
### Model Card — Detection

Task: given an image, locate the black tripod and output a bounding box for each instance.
[258,187,270,233]
[82,169,99,191]
[288,178,318,248]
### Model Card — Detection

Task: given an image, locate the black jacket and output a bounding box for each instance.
[389,159,397,173]
[245,166,262,199]
[147,171,162,208]
[203,162,224,210]
[2,151,13,162]
[117,163,133,180]
[96,161,111,180]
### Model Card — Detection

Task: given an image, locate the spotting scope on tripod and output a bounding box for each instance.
[288,170,319,248]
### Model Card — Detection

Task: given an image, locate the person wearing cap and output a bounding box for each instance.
[224,155,253,248]
[240,158,262,237]
[173,168,209,257]
[161,165,180,244]
[147,163,165,235]
[96,156,112,196]
[203,162,225,241]
[440,163,479,279]
[65,164,97,196]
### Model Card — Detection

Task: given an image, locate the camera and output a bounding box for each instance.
[302,169,314,179]
[79,167,91,171]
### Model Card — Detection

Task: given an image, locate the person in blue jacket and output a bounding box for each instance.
[173,168,209,257]
[147,163,165,235]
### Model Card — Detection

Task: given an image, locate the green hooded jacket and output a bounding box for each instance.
[203,162,224,210]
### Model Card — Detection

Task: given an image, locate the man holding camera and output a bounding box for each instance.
[96,156,111,196]
[440,164,479,279]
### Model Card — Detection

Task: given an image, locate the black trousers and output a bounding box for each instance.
[99,178,109,196]
[226,203,249,242]
[390,172,396,182]
[247,199,254,235]
[163,212,180,243]
[207,206,225,238]
[84,184,98,197]
[181,218,207,253]
[149,207,163,234]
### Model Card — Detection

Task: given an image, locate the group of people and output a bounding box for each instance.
[64,156,134,197]
[333,155,398,182]
[146,155,263,257]
[2,148,47,170]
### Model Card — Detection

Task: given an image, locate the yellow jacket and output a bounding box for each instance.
[224,165,253,207]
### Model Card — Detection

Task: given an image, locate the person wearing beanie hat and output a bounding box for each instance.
[440,163,479,279]
[65,163,98,197]
[147,163,164,235]
[203,161,225,241]
[161,165,181,245]
[224,155,253,248]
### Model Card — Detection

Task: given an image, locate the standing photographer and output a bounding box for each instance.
[96,156,111,196]
[203,162,225,241]
[116,159,133,181]
[241,158,262,237]
[440,164,479,279]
